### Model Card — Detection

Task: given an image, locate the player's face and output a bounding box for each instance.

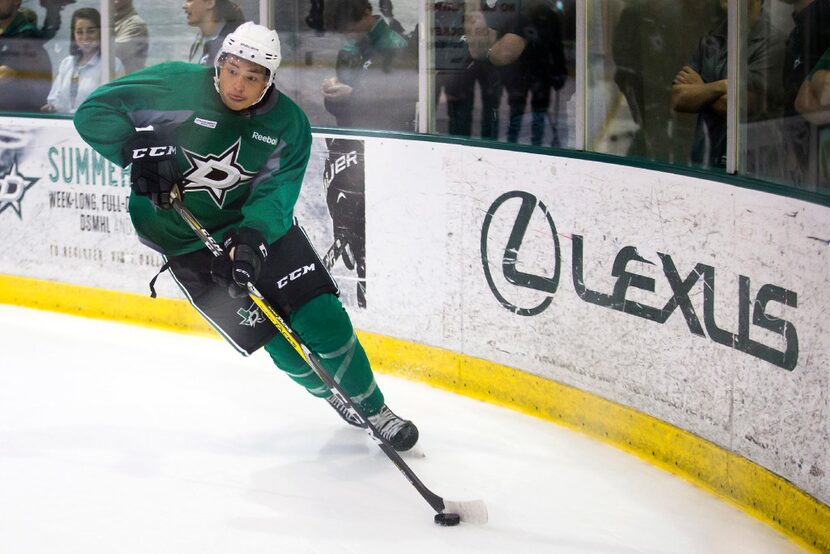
[217,55,269,111]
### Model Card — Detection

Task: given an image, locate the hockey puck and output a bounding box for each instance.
[434,512,461,526]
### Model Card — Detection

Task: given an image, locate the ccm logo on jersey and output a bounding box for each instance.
[277,263,315,289]
[132,145,176,158]
[252,131,278,145]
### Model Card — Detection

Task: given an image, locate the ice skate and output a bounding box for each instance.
[326,394,362,427]
[368,405,419,452]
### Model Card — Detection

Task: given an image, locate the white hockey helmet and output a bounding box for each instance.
[214,22,282,104]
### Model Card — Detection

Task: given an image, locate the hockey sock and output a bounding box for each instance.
[263,294,384,415]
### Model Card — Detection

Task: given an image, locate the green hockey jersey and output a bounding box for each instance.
[74,62,312,256]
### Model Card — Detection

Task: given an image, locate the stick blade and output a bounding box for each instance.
[443,499,488,525]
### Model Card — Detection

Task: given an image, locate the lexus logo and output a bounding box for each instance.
[480,191,561,316]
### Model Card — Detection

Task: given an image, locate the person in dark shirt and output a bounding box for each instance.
[795,47,830,124]
[777,0,830,188]
[672,0,785,168]
[0,0,53,112]
[434,0,501,138]
[611,0,722,162]
[466,0,567,145]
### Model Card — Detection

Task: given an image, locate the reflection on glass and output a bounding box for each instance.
[434,1,502,139]
[43,7,124,113]
[674,0,784,172]
[793,50,830,188]
[270,0,418,132]
[112,0,148,73]
[589,0,722,165]
[319,0,418,132]
[183,0,246,66]
[744,0,830,192]
[437,0,574,146]
[0,0,55,112]
[116,0,256,69]
[1,0,826,197]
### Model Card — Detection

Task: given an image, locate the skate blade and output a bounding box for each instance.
[401,443,426,458]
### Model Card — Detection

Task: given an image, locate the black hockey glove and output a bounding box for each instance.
[124,129,182,209]
[210,227,268,298]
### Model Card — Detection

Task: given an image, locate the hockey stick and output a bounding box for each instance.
[323,236,356,271]
[322,237,346,269]
[169,188,487,526]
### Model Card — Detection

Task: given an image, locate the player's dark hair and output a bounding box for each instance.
[69,8,101,60]
[324,0,372,32]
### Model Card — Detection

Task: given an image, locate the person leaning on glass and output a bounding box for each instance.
[41,8,123,114]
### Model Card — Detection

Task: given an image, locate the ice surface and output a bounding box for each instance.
[0,305,803,553]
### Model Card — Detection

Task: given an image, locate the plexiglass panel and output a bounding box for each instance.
[586,0,724,166]
[272,1,420,131]
[741,0,830,192]
[1,0,828,195]
[431,0,576,146]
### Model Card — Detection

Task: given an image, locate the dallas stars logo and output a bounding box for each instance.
[237,303,265,328]
[0,160,37,219]
[181,138,257,207]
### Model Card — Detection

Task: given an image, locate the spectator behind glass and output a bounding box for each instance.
[305,0,325,33]
[795,47,830,122]
[778,0,830,189]
[41,8,123,114]
[434,0,501,139]
[183,0,245,65]
[113,0,148,74]
[0,0,53,112]
[378,0,404,35]
[321,0,418,131]
[794,47,830,186]
[466,0,568,146]
[671,0,785,169]
[610,0,722,163]
[18,5,36,25]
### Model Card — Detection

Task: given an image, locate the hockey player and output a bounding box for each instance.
[72,21,419,451]
[323,137,367,308]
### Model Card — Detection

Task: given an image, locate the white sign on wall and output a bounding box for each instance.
[1,119,827,506]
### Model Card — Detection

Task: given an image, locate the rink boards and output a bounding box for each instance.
[0,117,827,550]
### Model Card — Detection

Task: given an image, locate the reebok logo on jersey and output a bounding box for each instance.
[252,131,278,145]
